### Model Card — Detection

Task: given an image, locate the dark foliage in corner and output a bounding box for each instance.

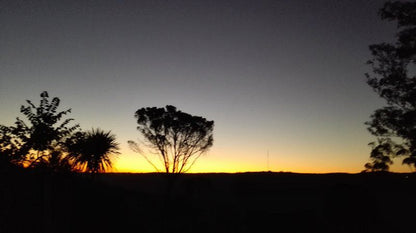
[0,92,120,174]
[364,1,416,171]
[0,91,80,171]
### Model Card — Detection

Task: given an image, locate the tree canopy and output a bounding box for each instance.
[0,91,79,170]
[128,105,214,173]
[364,1,416,171]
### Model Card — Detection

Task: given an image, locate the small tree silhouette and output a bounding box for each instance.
[67,129,120,173]
[0,91,79,170]
[128,105,214,173]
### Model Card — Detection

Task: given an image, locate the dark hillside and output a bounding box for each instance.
[1,171,415,233]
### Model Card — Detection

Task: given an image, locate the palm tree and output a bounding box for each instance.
[69,129,120,173]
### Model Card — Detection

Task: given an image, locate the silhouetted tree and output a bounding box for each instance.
[0,91,79,170]
[67,129,120,173]
[128,105,214,173]
[364,1,416,171]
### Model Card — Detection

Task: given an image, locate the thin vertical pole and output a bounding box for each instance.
[267,150,270,171]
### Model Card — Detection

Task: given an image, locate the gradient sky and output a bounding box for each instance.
[0,0,408,173]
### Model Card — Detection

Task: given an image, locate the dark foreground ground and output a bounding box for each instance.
[1,170,415,233]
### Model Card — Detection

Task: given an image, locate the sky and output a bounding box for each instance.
[0,0,409,173]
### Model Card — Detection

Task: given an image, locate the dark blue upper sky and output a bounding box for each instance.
[0,0,404,172]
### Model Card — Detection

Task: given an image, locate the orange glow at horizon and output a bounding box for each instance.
[111,150,413,174]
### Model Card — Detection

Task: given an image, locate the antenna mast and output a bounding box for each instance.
[267,150,270,172]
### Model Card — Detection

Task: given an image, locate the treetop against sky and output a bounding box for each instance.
[1,0,412,173]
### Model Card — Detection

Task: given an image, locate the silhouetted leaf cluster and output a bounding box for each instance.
[66,129,120,173]
[364,1,416,171]
[0,91,79,170]
[0,91,119,173]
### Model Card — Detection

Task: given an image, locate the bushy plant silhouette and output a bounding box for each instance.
[67,129,120,173]
[0,91,79,171]
[0,92,120,174]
